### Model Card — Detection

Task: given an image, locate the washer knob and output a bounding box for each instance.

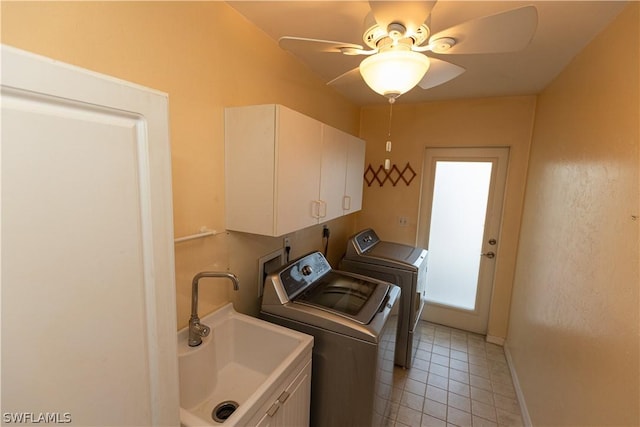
[301,265,313,276]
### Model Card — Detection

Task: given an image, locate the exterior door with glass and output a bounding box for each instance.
[417,147,508,334]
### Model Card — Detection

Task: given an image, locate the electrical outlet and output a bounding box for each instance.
[283,236,291,248]
[398,216,409,226]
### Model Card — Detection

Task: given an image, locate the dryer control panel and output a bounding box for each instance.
[353,228,380,253]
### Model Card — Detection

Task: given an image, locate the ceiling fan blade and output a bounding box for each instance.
[429,5,538,55]
[279,36,364,54]
[418,58,465,90]
[326,67,361,86]
[368,1,437,35]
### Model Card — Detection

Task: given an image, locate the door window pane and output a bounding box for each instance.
[425,161,492,310]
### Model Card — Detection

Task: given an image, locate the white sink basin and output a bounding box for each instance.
[178,303,313,426]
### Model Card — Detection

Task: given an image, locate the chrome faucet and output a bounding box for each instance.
[189,271,240,347]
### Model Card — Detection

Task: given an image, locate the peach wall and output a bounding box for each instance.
[358,96,536,339]
[507,3,639,425]
[1,1,361,326]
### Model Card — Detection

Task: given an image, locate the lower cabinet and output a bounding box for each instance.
[250,359,312,427]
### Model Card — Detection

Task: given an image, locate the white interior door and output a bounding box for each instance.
[417,147,508,334]
[1,45,179,425]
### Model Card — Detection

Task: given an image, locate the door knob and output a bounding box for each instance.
[481,251,496,259]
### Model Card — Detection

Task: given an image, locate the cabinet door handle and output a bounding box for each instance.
[312,201,322,219]
[267,401,280,417]
[319,200,327,218]
[343,195,351,211]
[277,390,290,404]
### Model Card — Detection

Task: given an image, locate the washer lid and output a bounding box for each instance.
[345,229,427,270]
[295,271,390,325]
[362,242,427,270]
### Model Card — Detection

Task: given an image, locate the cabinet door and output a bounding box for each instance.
[255,360,311,427]
[274,361,312,427]
[344,136,366,213]
[255,412,277,427]
[225,104,277,235]
[320,125,349,222]
[275,106,323,235]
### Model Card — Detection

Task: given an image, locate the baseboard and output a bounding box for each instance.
[503,342,533,427]
[485,335,505,346]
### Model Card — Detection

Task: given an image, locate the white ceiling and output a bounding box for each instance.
[227,1,627,105]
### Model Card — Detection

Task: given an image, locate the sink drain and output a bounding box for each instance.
[212,400,239,423]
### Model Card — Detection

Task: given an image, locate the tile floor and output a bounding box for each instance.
[383,321,525,427]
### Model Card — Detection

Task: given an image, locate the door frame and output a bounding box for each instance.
[416,147,509,334]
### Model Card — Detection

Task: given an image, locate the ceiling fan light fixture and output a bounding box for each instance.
[359,50,430,98]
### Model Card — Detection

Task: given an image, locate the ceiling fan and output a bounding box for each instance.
[279,1,538,102]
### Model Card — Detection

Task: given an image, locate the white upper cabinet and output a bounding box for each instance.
[341,126,366,215]
[225,104,365,237]
[319,124,349,222]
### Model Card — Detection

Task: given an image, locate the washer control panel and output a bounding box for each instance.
[280,252,331,300]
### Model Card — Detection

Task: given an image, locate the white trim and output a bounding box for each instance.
[504,342,533,427]
[417,147,510,334]
[174,228,219,243]
[485,335,505,346]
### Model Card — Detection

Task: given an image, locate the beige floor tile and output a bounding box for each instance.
[450,359,469,372]
[469,363,491,379]
[472,415,498,427]
[449,368,470,385]
[426,385,448,404]
[396,404,423,426]
[447,406,472,426]
[408,367,429,383]
[448,391,471,412]
[405,378,427,396]
[470,386,494,405]
[378,322,524,427]
[471,399,497,422]
[427,373,449,390]
[412,357,430,372]
[495,408,524,426]
[400,390,425,411]
[493,394,521,414]
[429,362,450,378]
[448,379,470,397]
[433,345,451,356]
[422,414,447,427]
[423,398,447,420]
[431,353,451,367]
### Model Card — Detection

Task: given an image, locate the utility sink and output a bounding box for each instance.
[178,303,313,426]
